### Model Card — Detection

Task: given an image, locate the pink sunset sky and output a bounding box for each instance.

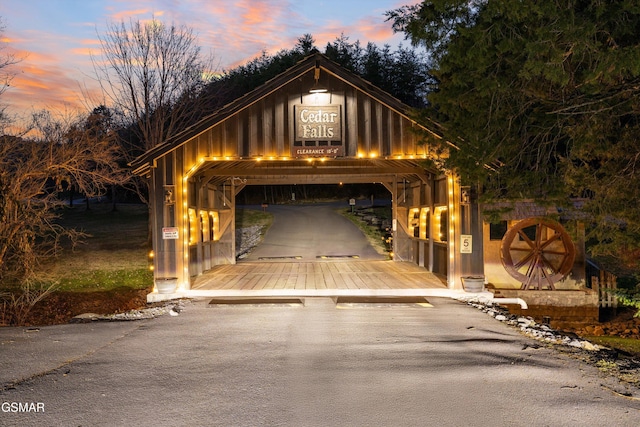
[0,0,420,121]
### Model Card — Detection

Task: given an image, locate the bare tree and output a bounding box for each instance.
[0,20,125,324]
[0,110,127,286]
[0,18,20,125]
[94,17,217,157]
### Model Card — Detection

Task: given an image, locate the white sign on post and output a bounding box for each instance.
[162,227,179,240]
[460,234,472,253]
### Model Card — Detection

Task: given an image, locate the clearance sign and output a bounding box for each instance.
[293,105,343,157]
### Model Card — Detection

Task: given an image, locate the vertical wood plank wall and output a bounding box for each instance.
[150,72,439,289]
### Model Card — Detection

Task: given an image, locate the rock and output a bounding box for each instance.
[582,341,599,351]
[463,299,606,355]
[70,313,101,323]
[235,225,263,257]
[568,340,583,348]
[517,317,534,327]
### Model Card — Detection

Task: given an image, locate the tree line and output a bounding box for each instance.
[388,0,640,288]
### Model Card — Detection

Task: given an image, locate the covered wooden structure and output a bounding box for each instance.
[131,53,484,295]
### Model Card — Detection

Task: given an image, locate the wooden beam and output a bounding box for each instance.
[202,165,426,179]
[234,183,246,196]
[380,182,393,193]
[239,175,406,186]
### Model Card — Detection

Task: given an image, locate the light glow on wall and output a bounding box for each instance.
[420,207,430,240]
[447,174,455,261]
[209,211,220,241]
[435,206,448,242]
[408,207,420,238]
[200,210,210,243]
[188,208,197,245]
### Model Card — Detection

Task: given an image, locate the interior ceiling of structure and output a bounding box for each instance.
[199,158,434,186]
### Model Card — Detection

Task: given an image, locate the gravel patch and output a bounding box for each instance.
[455,294,601,350]
[236,225,263,259]
[71,300,190,323]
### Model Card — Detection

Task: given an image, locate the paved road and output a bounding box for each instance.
[1,297,639,426]
[244,203,387,261]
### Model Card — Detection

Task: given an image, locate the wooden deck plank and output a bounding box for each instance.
[343,271,366,289]
[191,260,446,291]
[239,273,262,290]
[216,275,244,290]
[314,273,327,289]
[337,272,358,289]
[294,271,307,290]
[319,263,337,289]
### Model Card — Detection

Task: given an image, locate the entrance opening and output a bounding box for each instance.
[235,183,392,263]
[237,183,389,205]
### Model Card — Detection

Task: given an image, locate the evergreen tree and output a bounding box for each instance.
[211,34,430,108]
[388,1,640,271]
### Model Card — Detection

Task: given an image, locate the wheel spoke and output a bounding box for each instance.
[540,266,556,290]
[523,263,536,289]
[540,232,562,250]
[517,230,536,249]
[539,249,567,256]
[513,250,536,269]
[529,263,543,290]
[535,223,543,249]
[539,253,556,270]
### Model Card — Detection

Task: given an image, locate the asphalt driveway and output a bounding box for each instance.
[244,203,388,261]
[1,297,639,426]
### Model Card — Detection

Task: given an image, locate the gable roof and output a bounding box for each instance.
[131,53,444,175]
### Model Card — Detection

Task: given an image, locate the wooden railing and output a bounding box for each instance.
[589,267,618,308]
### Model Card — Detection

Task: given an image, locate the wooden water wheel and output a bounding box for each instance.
[500,218,576,290]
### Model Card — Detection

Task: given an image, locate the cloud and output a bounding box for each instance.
[2,45,94,116]
[70,38,102,57]
[109,9,155,21]
[1,0,418,121]
[351,16,399,45]
[4,64,88,111]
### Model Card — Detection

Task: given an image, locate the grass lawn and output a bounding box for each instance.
[37,203,153,292]
[339,206,391,256]
[236,207,273,230]
[586,335,640,355]
[1,203,274,326]
[35,204,272,292]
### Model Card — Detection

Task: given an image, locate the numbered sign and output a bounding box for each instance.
[460,234,472,253]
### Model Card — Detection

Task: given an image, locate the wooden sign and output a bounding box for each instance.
[162,227,179,240]
[460,234,472,253]
[295,105,341,142]
[292,146,343,157]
